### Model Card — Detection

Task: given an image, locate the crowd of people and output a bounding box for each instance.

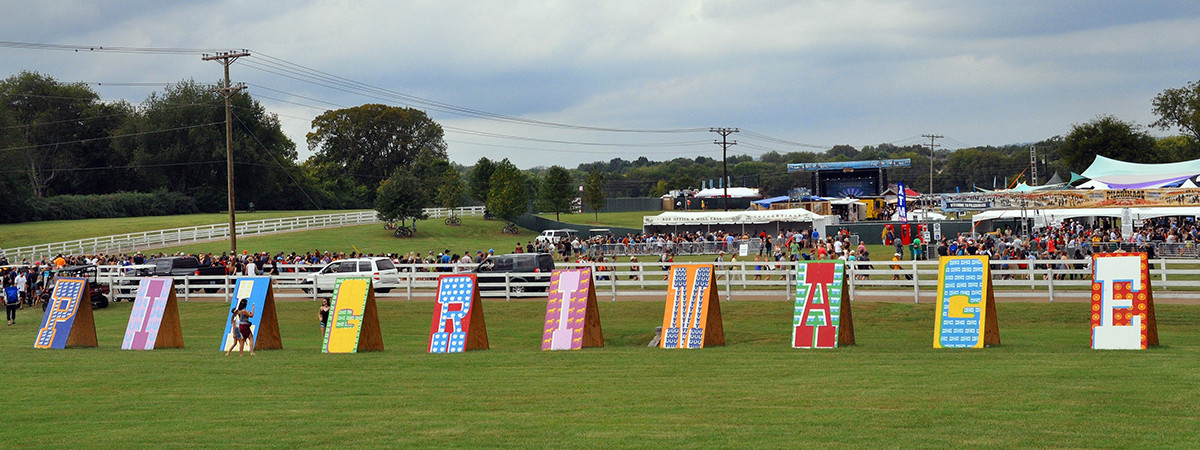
[4,215,1198,307]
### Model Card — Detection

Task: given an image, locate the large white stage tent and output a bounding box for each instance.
[643,208,837,236]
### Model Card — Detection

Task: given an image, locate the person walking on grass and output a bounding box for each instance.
[5,279,19,326]
[226,299,256,356]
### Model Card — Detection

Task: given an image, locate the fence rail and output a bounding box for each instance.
[82,258,1200,304]
[2,207,487,262]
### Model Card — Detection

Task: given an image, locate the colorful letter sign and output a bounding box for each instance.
[933,256,1000,349]
[220,277,282,351]
[121,278,184,350]
[429,274,488,353]
[793,260,855,348]
[1091,252,1158,350]
[542,268,603,350]
[323,277,384,353]
[661,264,725,349]
[34,277,97,349]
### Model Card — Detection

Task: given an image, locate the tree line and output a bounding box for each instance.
[2,70,1198,225]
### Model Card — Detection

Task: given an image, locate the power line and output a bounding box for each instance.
[247,51,709,134]
[0,40,225,55]
[0,121,223,153]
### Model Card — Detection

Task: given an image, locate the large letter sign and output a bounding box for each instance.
[1091,252,1158,350]
[542,268,603,351]
[322,277,384,353]
[219,277,283,351]
[660,264,725,349]
[121,278,184,350]
[34,277,97,349]
[933,255,1000,349]
[793,260,855,348]
[429,274,488,353]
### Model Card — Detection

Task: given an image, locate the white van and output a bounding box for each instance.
[306,257,400,293]
[535,229,578,244]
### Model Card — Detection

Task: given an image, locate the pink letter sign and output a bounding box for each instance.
[541,268,603,350]
[122,277,184,350]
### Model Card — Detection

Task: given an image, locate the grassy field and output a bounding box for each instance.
[3,299,1200,446]
[537,211,650,229]
[0,210,363,249]
[155,215,543,257]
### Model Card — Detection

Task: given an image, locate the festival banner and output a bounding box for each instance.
[429,274,488,353]
[660,264,725,349]
[897,181,909,223]
[121,278,184,350]
[33,277,97,349]
[542,268,603,351]
[941,187,1200,211]
[322,277,384,353]
[933,255,1000,349]
[793,260,855,348]
[1091,252,1158,350]
[219,277,282,351]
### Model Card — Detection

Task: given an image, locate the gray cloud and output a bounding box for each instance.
[3,0,1198,169]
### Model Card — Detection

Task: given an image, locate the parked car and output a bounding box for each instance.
[41,265,110,310]
[535,229,578,244]
[472,253,555,295]
[137,256,227,293]
[305,257,401,293]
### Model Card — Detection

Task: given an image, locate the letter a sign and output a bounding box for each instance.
[793,260,854,348]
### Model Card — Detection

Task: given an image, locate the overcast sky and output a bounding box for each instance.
[3,1,1198,169]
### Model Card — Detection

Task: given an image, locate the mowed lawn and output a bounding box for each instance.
[0,210,365,249]
[3,299,1200,447]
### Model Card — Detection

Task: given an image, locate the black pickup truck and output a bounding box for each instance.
[138,257,227,292]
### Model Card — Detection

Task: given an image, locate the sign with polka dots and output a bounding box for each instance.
[429,274,488,353]
[1091,253,1158,350]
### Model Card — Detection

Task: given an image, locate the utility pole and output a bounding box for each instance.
[202,50,249,254]
[1029,145,1038,186]
[711,128,738,211]
[922,134,943,195]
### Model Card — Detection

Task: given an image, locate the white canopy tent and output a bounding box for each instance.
[643,208,837,236]
[692,187,762,198]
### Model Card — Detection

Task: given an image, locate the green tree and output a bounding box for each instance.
[306,104,445,204]
[0,71,132,197]
[536,165,573,220]
[582,167,607,223]
[116,79,302,211]
[435,166,465,212]
[469,157,497,206]
[1059,115,1157,173]
[1152,79,1200,143]
[1155,136,1200,162]
[374,170,428,235]
[485,159,527,227]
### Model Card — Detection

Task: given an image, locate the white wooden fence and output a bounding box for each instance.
[2,206,487,262]
[88,258,1200,304]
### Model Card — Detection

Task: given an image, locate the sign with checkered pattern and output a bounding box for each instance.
[934,256,1000,349]
[660,264,724,349]
[34,277,97,349]
[429,274,488,353]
